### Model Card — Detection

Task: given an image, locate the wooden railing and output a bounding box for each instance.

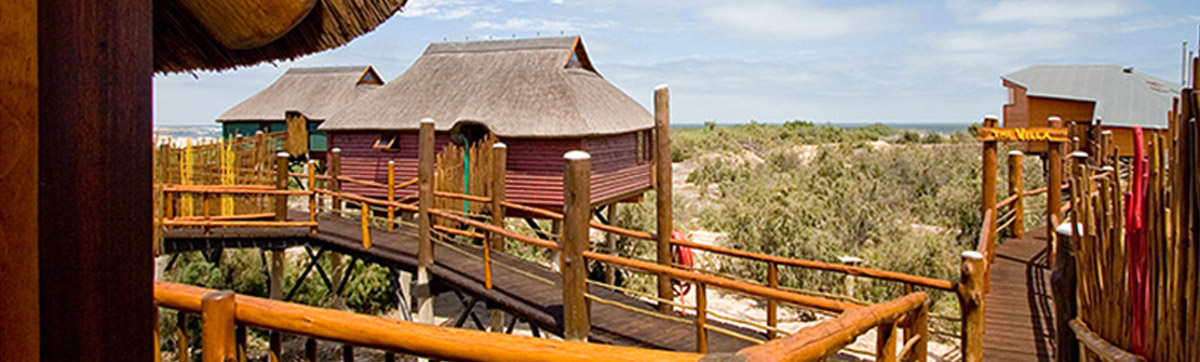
[157,120,941,360]
[154,280,929,362]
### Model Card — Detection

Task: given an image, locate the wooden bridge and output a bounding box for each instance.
[148,115,1089,362]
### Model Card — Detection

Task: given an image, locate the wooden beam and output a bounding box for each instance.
[654,85,674,312]
[0,0,39,356]
[562,150,592,341]
[959,251,986,362]
[981,116,999,292]
[36,0,154,359]
[418,119,435,267]
[201,292,236,362]
[1008,150,1025,237]
[1047,117,1064,269]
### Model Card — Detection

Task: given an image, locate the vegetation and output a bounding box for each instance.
[619,121,1045,318]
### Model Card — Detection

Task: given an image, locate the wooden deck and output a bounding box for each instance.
[984,229,1057,361]
[162,209,758,353]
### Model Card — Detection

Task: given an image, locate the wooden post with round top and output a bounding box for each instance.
[388,160,396,231]
[654,84,674,312]
[1047,116,1064,268]
[488,142,508,332]
[275,152,289,221]
[959,250,986,362]
[330,148,342,210]
[1008,150,1025,237]
[980,116,998,293]
[562,150,592,341]
[416,118,436,326]
[201,291,236,362]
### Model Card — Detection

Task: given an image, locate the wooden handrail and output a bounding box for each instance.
[162,220,318,228]
[429,207,855,312]
[736,292,927,361]
[996,193,1019,209]
[501,201,955,291]
[155,281,702,362]
[1069,319,1146,362]
[162,186,310,196]
[434,190,491,203]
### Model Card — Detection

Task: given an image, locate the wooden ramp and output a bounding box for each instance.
[163,210,758,353]
[983,229,1057,361]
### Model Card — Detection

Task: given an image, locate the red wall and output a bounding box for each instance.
[327,130,651,208]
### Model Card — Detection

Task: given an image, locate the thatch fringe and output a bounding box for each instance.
[154,0,405,73]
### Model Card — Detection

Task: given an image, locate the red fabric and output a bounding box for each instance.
[1126,126,1148,356]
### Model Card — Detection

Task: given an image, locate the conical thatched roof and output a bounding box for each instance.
[154,0,405,74]
[320,36,654,138]
[218,66,383,122]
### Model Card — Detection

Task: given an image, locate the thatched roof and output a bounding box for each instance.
[154,0,405,74]
[218,66,383,122]
[320,36,654,137]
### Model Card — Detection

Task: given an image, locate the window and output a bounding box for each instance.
[373,134,397,150]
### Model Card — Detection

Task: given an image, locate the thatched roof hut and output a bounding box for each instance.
[321,36,652,136]
[320,36,655,210]
[217,65,384,155]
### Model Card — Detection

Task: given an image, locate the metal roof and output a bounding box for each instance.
[1002,65,1181,129]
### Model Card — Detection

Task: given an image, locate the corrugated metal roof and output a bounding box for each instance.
[217,65,382,122]
[1002,65,1181,129]
[319,36,654,137]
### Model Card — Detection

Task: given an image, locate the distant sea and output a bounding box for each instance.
[673,121,973,134]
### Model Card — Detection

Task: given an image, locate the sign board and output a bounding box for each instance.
[977,127,1068,143]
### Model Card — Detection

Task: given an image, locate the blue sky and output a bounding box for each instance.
[154,0,1199,126]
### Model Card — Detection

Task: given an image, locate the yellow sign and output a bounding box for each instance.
[977,127,1068,143]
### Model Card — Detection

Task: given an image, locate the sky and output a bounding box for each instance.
[153,0,1199,126]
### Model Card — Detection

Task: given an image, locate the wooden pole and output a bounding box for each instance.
[201,291,236,362]
[695,282,708,353]
[1,5,39,355]
[361,202,371,249]
[981,116,999,291]
[1009,150,1025,237]
[562,150,592,341]
[177,313,191,362]
[875,320,898,362]
[305,338,317,362]
[913,299,929,362]
[418,119,435,267]
[1047,117,1064,268]
[605,204,618,285]
[276,152,289,221]
[417,118,436,326]
[388,160,396,231]
[489,142,507,332]
[767,261,779,340]
[654,84,674,313]
[307,160,317,233]
[959,251,985,362]
[330,148,342,210]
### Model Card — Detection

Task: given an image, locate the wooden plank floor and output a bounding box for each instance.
[164,210,759,353]
[983,229,1057,361]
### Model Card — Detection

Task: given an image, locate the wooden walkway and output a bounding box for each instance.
[984,228,1057,361]
[162,210,758,353]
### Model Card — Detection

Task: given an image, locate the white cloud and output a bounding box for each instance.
[698,1,921,40]
[399,0,498,20]
[948,0,1132,25]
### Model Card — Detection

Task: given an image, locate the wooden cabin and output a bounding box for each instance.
[217,66,385,159]
[1001,65,1181,155]
[320,36,654,211]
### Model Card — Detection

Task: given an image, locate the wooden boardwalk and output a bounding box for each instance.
[163,210,758,353]
[984,229,1057,361]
